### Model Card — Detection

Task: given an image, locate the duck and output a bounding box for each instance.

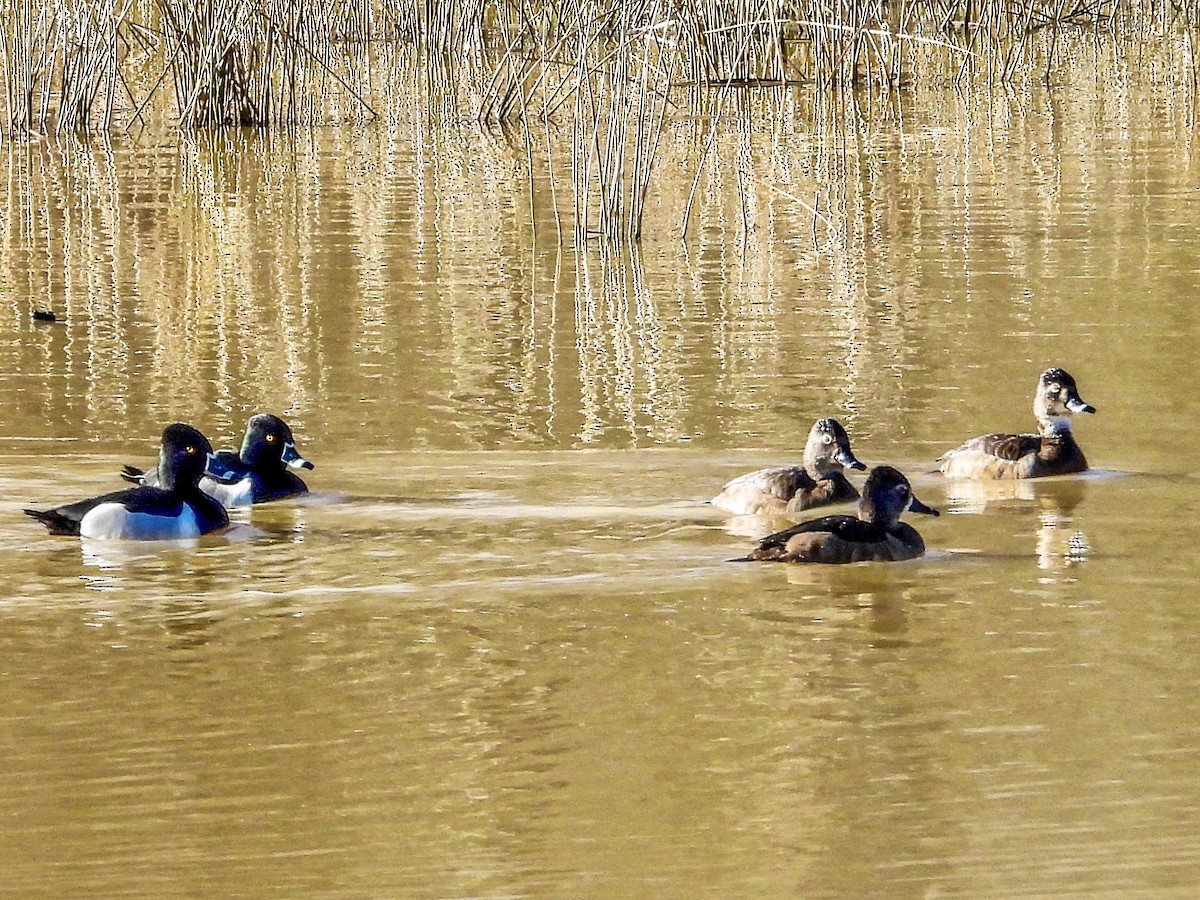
[121,413,313,506]
[24,423,237,540]
[938,368,1096,479]
[710,418,866,515]
[731,465,938,564]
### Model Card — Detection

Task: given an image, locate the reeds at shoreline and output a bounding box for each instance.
[2,1,1196,240]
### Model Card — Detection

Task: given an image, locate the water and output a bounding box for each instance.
[2,78,1200,897]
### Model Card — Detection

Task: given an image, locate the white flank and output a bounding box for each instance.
[80,502,201,540]
[205,476,254,508]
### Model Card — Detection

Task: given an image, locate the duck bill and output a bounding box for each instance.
[203,452,242,484]
[1065,395,1096,414]
[835,446,867,471]
[282,442,315,471]
[908,494,940,517]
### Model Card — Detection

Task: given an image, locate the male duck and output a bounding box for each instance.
[25,423,236,540]
[731,465,938,564]
[711,418,866,515]
[122,413,314,506]
[938,368,1096,479]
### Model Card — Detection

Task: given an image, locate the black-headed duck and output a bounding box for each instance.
[711,417,866,515]
[122,413,314,506]
[938,368,1096,480]
[732,465,938,564]
[25,424,237,540]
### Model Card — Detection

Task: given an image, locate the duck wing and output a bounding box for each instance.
[943,432,1040,461]
[732,515,885,561]
[25,487,183,535]
[723,465,815,501]
[792,472,859,510]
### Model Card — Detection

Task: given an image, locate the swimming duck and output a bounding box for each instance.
[938,368,1096,479]
[711,418,866,515]
[24,423,236,540]
[731,465,938,564]
[121,413,313,506]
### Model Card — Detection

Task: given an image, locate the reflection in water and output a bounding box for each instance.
[79,536,203,577]
[77,524,263,580]
[4,70,1200,898]
[2,75,1195,456]
[742,574,968,895]
[944,477,1090,575]
[574,243,693,445]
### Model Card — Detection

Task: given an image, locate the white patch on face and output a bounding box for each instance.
[80,502,201,540]
[283,443,310,470]
[204,475,254,508]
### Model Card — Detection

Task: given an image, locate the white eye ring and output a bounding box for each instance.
[1048,383,1061,393]
[822,434,834,445]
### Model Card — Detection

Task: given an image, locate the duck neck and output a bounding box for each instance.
[240,435,268,468]
[807,459,839,480]
[1036,416,1082,464]
[857,497,901,531]
[1038,415,1074,441]
[157,448,178,491]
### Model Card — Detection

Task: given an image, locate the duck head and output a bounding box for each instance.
[1034,368,1095,431]
[241,414,315,471]
[156,424,238,491]
[858,465,939,528]
[804,417,866,478]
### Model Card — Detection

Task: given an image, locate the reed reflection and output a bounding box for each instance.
[573,244,692,445]
[0,73,1197,456]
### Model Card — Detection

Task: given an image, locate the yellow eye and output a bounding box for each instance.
[265,434,277,443]
[186,445,197,455]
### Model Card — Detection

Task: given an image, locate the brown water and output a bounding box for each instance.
[2,78,1200,897]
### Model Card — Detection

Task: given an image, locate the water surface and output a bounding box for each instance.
[2,78,1200,897]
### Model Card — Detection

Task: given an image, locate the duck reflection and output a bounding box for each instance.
[241,501,311,542]
[78,522,262,572]
[944,477,1089,573]
[719,512,800,540]
[756,584,915,640]
[80,536,204,575]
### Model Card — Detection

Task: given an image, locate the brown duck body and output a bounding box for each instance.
[938,367,1096,480]
[938,429,1088,479]
[711,466,859,515]
[743,516,927,564]
[732,465,938,565]
[711,417,865,515]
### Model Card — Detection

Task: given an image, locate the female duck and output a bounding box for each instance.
[122,413,314,506]
[711,418,866,515]
[938,368,1096,479]
[732,465,938,564]
[25,423,236,540]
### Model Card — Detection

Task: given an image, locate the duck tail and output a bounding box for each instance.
[23,508,80,536]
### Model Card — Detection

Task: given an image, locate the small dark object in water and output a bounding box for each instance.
[32,310,58,322]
